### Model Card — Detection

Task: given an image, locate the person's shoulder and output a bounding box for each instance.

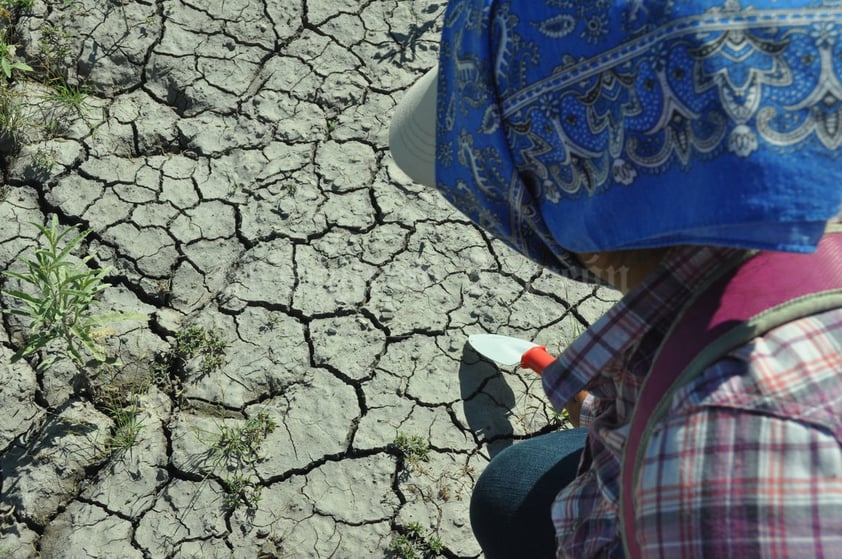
[665,307,842,423]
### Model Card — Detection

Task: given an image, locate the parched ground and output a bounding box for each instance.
[0,1,617,557]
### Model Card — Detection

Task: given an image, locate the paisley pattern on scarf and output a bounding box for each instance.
[435,0,842,277]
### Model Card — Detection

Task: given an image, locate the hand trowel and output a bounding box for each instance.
[467,334,556,374]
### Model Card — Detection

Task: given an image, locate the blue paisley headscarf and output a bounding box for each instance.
[435,0,842,280]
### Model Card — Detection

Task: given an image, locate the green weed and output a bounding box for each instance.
[220,472,263,510]
[393,431,430,465]
[173,326,227,375]
[208,412,275,510]
[0,1,90,151]
[36,23,91,126]
[0,30,32,80]
[388,536,419,559]
[387,523,444,559]
[30,145,56,171]
[0,0,35,9]
[37,24,74,79]
[151,326,227,401]
[1,216,143,367]
[0,83,26,147]
[212,412,277,464]
[45,78,89,113]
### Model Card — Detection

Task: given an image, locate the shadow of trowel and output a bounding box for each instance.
[458,341,518,458]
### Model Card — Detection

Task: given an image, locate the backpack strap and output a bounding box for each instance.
[620,230,842,559]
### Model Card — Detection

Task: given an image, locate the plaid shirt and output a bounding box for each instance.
[542,245,842,558]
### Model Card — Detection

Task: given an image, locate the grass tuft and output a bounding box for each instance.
[45,77,89,113]
[102,391,145,454]
[0,82,26,148]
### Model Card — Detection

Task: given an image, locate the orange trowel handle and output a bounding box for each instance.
[520,345,555,374]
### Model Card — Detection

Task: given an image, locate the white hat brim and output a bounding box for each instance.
[389,67,438,187]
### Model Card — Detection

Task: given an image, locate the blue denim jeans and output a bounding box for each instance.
[470,428,588,559]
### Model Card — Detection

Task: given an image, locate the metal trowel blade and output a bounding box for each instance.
[468,334,539,366]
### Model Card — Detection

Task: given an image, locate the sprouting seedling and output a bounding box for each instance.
[1,215,144,367]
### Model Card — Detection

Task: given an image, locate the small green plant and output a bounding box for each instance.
[34,22,90,129]
[38,24,74,76]
[387,523,443,559]
[45,78,89,113]
[388,535,418,559]
[393,431,431,465]
[30,145,56,171]
[554,406,572,425]
[174,326,227,375]
[151,326,227,401]
[0,0,35,9]
[0,83,26,146]
[427,537,443,554]
[213,412,277,463]
[1,216,141,366]
[220,472,263,510]
[103,392,145,454]
[0,31,32,80]
[207,412,276,510]
[259,312,283,334]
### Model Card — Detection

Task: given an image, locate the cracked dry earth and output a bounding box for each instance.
[0,1,619,557]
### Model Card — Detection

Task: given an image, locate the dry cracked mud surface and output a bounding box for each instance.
[0,1,619,557]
